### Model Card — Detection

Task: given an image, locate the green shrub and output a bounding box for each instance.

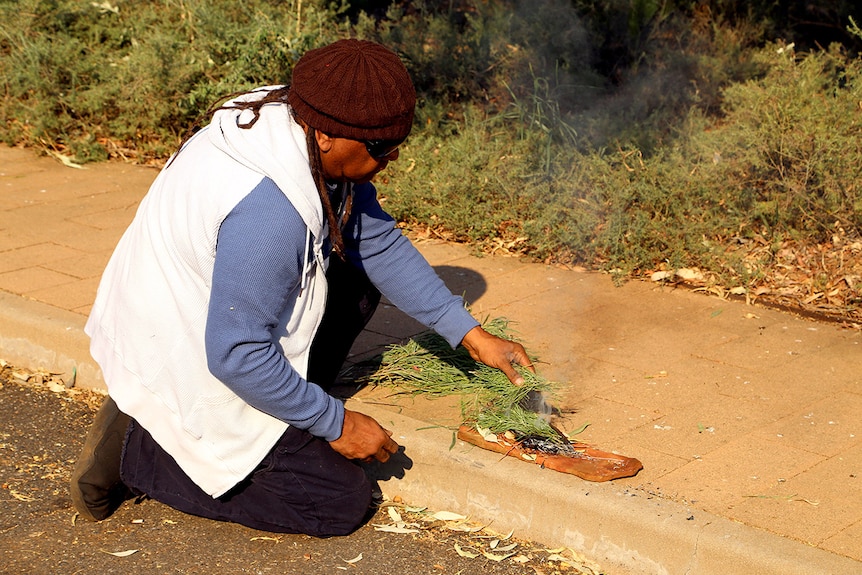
[1,0,860,313]
[0,0,344,160]
[689,43,862,239]
[389,40,862,287]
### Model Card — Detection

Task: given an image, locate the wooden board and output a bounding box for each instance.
[456,424,643,482]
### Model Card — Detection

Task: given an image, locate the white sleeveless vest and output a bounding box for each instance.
[85,91,328,497]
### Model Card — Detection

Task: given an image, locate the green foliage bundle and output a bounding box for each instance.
[361,317,561,442]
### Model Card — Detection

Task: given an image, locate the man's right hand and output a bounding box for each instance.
[329,409,399,463]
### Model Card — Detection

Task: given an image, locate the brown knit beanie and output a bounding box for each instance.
[287,39,416,142]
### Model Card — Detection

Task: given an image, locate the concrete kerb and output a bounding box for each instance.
[0,292,104,391]
[2,290,859,575]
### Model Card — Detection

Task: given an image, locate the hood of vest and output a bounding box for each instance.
[206,87,326,281]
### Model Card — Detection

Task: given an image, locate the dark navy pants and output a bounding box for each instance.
[120,257,382,536]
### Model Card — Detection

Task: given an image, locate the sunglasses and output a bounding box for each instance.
[364,139,402,159]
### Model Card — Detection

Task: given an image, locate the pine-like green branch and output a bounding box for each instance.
[359,317,564,443]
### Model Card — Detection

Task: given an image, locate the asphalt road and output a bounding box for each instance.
[0,363,607,575]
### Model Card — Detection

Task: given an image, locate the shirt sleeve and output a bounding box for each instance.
[204,178,344,441]
[343,183,479,347]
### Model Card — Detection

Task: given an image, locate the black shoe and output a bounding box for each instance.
[70,395,132,521]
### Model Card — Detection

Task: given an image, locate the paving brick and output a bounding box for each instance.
[822,517,862,562]
[0,266,77,294]
[0,242,89,274]
[28,276,100,313]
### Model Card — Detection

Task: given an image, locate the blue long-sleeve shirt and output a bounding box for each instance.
[204,178,478,441]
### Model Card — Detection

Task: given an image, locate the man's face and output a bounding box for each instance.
[317,134,400,184]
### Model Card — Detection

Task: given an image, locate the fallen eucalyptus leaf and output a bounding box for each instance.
[387,506,403,523]
[47,381,66,393]
[454,543,479,559]
[565,422,590,437]
[100,549,139,557]
[343,553,363,564]
[431,511,466,521]
[445,523,484,533]
[372,524,419,534]
[48,150,86,169]
[482,550,516,562]
[676,268,703,281]
[476,426,499,443]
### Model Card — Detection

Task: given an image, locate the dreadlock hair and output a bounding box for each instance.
[305,125,351,260]
[168,86,350,260]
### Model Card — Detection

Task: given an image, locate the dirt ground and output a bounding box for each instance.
[0,363,609,575]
